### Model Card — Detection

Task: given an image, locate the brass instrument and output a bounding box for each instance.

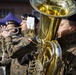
[0,26,22,35]
[0,26,35,36]
[29,0,76,75]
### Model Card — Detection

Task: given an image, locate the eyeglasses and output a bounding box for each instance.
[6,21,15,25]
[21,15,27,20]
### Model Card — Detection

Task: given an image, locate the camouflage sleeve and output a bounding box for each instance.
[0,37,6,54]
[0,37,2,57]
[5,30,33,58]
[0,37,11,66]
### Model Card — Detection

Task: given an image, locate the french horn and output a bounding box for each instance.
[29,0,76,75]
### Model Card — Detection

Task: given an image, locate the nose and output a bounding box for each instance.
[20,22,22,25]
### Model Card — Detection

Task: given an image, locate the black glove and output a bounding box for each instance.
[20,52,34,65]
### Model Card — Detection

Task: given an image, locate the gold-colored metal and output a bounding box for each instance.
[0,26,21,31]
[0,26,22,35]
[0,25,35,37]
[28,29,35,37]
[29,0,76,75]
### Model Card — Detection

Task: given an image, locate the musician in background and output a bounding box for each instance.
[0,25,7,75]
[57,14,76,75]
[0,25,6,59]
[1,14,39,75]
[0,20,21,75]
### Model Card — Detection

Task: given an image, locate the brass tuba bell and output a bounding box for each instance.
[29,0,76,75]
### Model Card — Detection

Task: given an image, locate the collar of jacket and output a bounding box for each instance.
[21,30,29,37]
[57,32,76,50]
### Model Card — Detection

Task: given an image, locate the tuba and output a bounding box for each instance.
[29,0,76,75]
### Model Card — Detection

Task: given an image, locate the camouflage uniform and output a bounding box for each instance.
[0,37,5,75]
[58,32,76,75]
[5,30,37,75]
[0,34,21,75]
[0,37,3,60]
[0,36,12,75]
[0,36,11,65]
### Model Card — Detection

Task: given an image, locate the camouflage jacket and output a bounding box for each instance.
[58,32,76,75]
[0,37,4,58]
[5,30,37,58]
[0,34,21,64]
[4,30,37,75]
[0,34,22,75]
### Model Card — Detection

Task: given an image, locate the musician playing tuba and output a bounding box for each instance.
[57,14,76,75]
[27,0,76,75]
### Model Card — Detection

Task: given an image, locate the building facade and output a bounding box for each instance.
[0,0,34,19]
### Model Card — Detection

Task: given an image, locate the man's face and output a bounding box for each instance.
[7,24,15,33]
[20,19,27,31]
[57,19,71,38]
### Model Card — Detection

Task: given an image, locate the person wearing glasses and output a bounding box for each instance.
[0,20,21,75]
[1,14,39,75]
[0,20,21,62]
[57,14,76,75]
[0,24,7,75]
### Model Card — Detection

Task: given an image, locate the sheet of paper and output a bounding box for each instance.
[26,17,35,30]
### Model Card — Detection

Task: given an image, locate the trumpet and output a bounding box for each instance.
[0,26,22,35]
[0,26,35,36]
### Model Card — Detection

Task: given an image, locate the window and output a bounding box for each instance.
[0,9,13,18]
[32,10,40,19]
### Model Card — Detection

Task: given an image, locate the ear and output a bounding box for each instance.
[70,26,75,32]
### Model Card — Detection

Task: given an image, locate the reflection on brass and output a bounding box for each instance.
[0,26,35,37]
[28,29,35,37]
[0,26,22,32]
[37,3,69,41]
[38,4,68,16]
[0,26,22,35]
[29,0,76,75]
